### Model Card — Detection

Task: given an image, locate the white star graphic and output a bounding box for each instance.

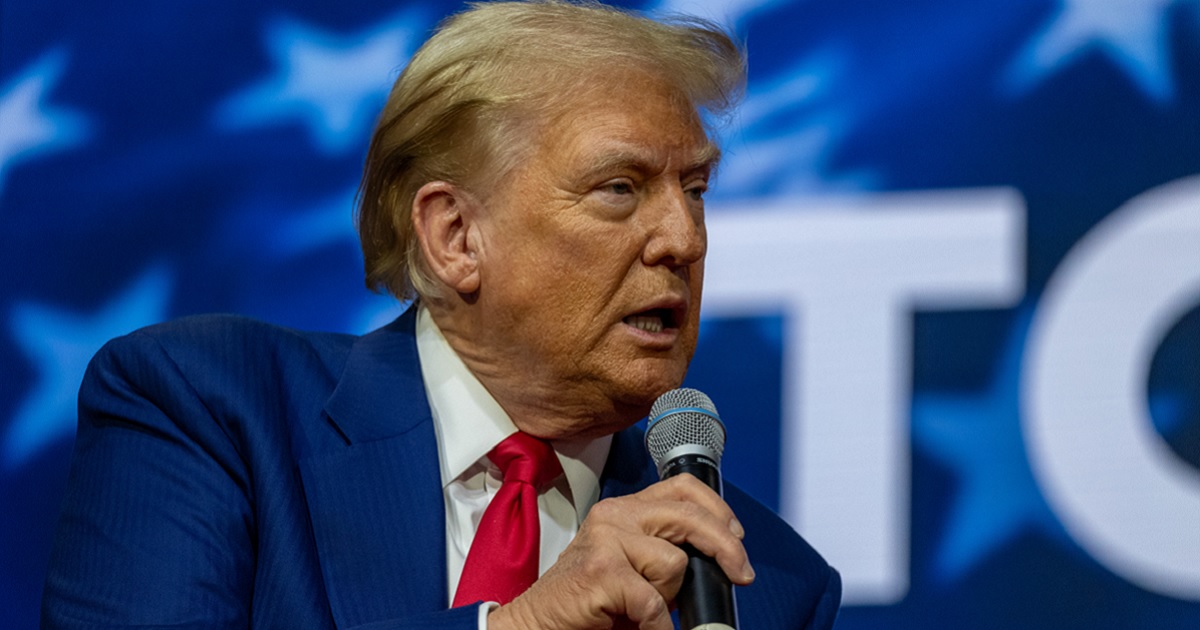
[709,49,879,198]
[4,267,171,469]
[264,185,408,334]
[215,13,423,154]
[1004,0,1180,102]
[0,50,89,198]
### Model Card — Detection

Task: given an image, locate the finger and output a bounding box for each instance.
[569,510,688,596]
[624,500,753,585]
[642,474,743,538]
[608,566,675,630]
[620,534,689,601]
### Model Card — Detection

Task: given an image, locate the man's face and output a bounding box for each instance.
[470,72,714,436]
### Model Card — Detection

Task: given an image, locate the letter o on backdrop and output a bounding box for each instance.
[1023,175,1200,599]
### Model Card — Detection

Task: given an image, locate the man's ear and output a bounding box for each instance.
[411,181,483,295]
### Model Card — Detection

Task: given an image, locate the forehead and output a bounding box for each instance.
[533,72,716,172]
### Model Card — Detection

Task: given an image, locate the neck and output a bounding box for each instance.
[424,302,646,441]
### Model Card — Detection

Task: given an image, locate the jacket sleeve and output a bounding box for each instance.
[41,330,260,628]
[40,329,477,630]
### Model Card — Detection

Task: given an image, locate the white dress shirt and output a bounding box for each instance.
[414,306,612,625]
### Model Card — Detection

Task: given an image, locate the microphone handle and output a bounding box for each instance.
[661,454,738,630]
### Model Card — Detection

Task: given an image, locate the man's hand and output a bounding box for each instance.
[487,474,755,629]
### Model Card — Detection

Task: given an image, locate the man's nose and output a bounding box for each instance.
[642,186,706,269]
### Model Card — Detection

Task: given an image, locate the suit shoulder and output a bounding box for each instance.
[86,314,359,424]
[82,314,366,460]
[117,313,354,351]
[95,314,355,373]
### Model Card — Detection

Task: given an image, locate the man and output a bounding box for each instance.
[42,1,840,628]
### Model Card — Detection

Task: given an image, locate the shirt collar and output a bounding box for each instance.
[415,305,611,515]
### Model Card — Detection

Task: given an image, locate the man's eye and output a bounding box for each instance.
[605,182,634,195]
[686,183,707,201]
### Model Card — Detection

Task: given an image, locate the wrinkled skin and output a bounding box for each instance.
[414,71,752,628]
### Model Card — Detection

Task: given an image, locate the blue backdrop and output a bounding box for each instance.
[3,0,1199,627]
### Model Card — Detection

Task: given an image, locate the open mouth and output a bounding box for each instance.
[623,308,679,334]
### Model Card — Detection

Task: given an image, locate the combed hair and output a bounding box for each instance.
[356,0,747,301]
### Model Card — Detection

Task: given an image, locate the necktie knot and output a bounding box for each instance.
[453,431,562,607]
[489,431,562,489]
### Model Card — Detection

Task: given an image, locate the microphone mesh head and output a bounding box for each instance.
[646,388,725,468]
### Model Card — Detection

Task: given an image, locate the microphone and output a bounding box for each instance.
[645,388,738,630]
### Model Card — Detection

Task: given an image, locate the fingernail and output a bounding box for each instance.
[743,561,756,583]
[729,517,745,539]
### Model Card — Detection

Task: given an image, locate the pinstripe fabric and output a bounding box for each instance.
[41,308,839,629]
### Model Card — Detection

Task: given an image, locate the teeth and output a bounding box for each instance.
[626,314,664,333]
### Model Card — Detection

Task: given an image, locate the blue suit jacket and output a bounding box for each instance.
[42,309,840,629]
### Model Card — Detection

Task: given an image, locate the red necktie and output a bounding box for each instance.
[453,432,563,607]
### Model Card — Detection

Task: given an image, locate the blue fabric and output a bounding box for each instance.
[41,308,839,629]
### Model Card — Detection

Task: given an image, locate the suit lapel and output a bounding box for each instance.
[600,423,659,500]
[299,309,450,629]
[298,308,663,628]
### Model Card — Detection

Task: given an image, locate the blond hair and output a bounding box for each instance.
[356,0,746,300]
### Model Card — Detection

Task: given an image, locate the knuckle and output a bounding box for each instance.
[586,497,624,522]
[576,543,621,577]
[630,583,669,623]
[657,542,696,578]
[664,474,722,505]
[678,472,707,491]
[660,545,688,575]
[665,473,696,491]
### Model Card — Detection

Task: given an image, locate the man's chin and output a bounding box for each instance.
[610,368,689,417]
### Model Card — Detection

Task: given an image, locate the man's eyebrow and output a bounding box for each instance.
[689,142,721,173]
[583,141,722,177]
